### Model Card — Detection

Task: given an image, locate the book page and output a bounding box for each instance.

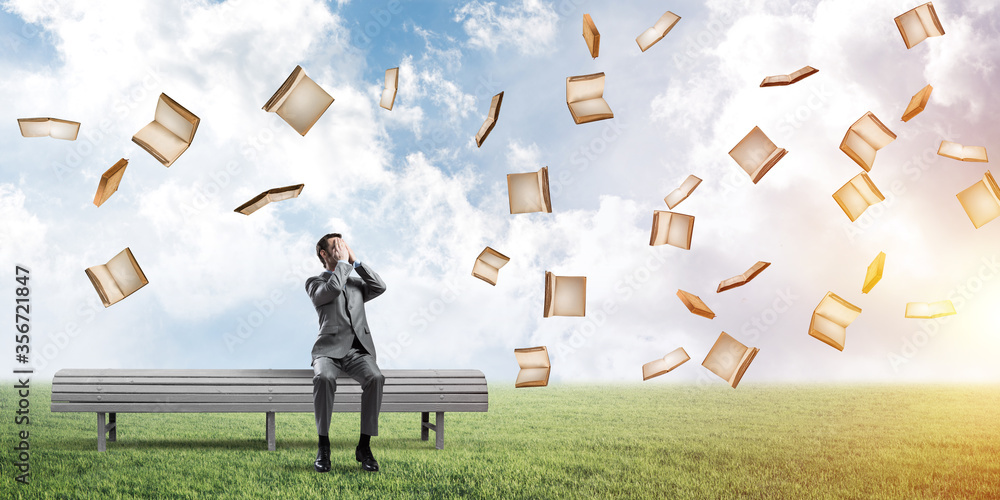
[664,175,701,209]
[133,121,188,165]
[642,347,690,381]
[809,313,846,350]
[87,265,125,305]
[730,127,777,177]
[508,172,544,213]
[107,249,146,297]
[653,11,680,33]
[666,212,693,249]
[702,332,748,383]
[853,113,896,149]
[478,247,509,269]
[276,73,334,136]
[552,276,586,316]
[896,10,928,48]
[155,95,197,144]
[566,73,604,103]
[636,27,661,51]
[916,3,944,37]
[814,292,861,328]
[235,194,270,215]
[568,99,613,121]
[957,172,1000,229]
[841,130,877,171]
[515,367,550,387]
[905,301,956,319]
[515,346,550,369]
[472,260,499,285]
[17,118,51,137]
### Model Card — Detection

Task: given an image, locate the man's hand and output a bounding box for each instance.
[346,241,357,265]
[330,238,349,263]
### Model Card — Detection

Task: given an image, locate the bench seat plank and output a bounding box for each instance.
[54,369,484,378]
[55,377,487,386]
[52,402,488,413]
[52,384,487,395]
[51,393,488,404]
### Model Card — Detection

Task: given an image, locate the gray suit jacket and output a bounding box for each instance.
[305,260,387,362]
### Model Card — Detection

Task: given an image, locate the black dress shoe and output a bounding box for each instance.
[355,445,379,472]
[315,444,331,473]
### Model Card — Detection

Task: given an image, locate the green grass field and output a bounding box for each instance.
[2,382,999,499]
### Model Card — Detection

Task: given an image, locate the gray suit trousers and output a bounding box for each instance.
[312,347,385,436]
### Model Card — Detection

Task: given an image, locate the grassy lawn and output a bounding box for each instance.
[2,382,999,499]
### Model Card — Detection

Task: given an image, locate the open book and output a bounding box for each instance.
[938,141,988,162]
[17,117,80,140]
[809,291,861,351]
[902,84,932,122]
[957,170,1000,229]
[636,11,680,52]
[649,211,694,249]
[717,261,770,293]
[833,172,885,222]
[472,246,510,286]
[234,184,305,215]
[544,272,586,317]
[476,91,504,147]
[728,126,786,184]
[263,65,334,136]
[94,159,128,207]
[85,247,149,308]
[702,332,758,388]
[759,66,818,87]
[905,300,956,319]
[566,72,613,124]
[514,346,550,388]
[507,166,551,214]
[642,347,690,381]
[664,175,702,209]
[840,112,896,172]
[380,67,399,110]
[863,252,885,294]
[132,93,200,167]
[676,289,715,319]
[583,14,600,58]
[895,2,945,49]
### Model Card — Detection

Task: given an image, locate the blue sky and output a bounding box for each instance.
[2,0,1000,384]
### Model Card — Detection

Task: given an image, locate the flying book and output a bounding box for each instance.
[676,289,715,319]
[902,84,932,122]
[476,91,503,147]
[566,72,613,124]
[937,141,988,162]
[17,117,80,140]
[808,291,861,351]
[263,65,334,136]
[472,246,510,286]
[664,175,702,209]
[507,166,551,214]
[702,332,758,389]
[759,66,818,87]
[93,159,128,207]
[862,252,885,294]
[717,261,770,293]
[234,184,305,215]
[894,2,945,49]
[649,211,694,250]
[131,93,200,167]
[583,14,600,58]
[514,346,550,388]
[905,300,956,319]
[85,247,149,308]
[544,272,586,317]
[642,347,690,381]
[833,172,885,222]
[380,67,399,110]
[636,11,680,52]
[728,126,786,184]
[956,170,1000,229]
[840,112,896,172]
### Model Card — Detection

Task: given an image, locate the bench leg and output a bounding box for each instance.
[435,412,444,450]
[97,413,106,452]
[109,413,117,442]
[420,412,429,441]
[266,412,275,451]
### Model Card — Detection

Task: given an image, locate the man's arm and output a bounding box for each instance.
[354,261,387,302]
[305,261,354,307]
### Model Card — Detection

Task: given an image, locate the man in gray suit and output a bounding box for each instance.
[306,233,387,473]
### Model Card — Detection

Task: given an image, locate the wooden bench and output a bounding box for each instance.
[50,368,488,452]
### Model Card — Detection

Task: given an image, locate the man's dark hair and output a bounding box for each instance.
[316,233,343,265]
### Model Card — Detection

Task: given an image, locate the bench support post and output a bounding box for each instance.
[266,412,275,451]
[109,413,117,442]
[419,411,445,449]
[97,412,119,452]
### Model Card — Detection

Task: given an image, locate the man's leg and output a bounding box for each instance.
[336,348,385,471]
[312,357,339,472]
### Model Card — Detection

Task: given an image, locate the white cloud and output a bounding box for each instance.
[453,0,559,55]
